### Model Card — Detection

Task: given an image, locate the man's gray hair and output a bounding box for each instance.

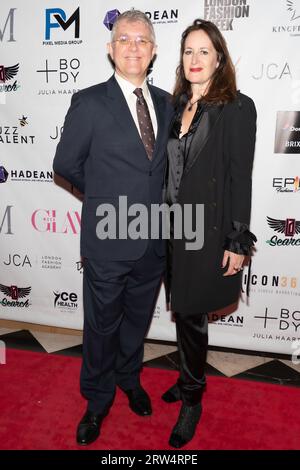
[111,9,155,43]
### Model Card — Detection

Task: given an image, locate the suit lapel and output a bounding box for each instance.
[104,75,144,147]
[104,76,167,163]
[148,85,166,162]
[183,104,224,176]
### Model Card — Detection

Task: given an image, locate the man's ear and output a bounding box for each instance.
[107,42,113,60]
[152,44,157,60]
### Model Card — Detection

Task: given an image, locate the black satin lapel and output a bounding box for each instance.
[183,104,224,176]
[149,86,166,162]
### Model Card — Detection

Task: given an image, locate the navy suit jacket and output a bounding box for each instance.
[53,75,173,261]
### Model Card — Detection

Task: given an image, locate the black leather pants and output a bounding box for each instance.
[175,312,208,406]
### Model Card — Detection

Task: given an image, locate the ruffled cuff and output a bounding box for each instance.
[223,221,257,255]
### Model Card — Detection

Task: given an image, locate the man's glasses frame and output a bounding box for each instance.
[112,35,154,47]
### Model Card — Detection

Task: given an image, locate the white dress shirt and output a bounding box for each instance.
[114,72,158,138]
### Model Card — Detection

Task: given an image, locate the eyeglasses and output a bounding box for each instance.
[113,35,153,47]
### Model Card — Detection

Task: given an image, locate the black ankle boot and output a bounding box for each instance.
[161,383,181,403]
[169,403,202,448]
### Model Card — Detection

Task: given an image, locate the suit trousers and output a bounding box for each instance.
[175,312,208,406]
[80,240,164,414]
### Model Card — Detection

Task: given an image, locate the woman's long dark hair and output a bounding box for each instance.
[173,19,237,106]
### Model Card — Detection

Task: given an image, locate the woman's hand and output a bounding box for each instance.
[222,250,245,276]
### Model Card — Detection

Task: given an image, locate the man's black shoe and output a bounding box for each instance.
[161,383,181,403]
[76,410,106,446]
[123,385,152,416]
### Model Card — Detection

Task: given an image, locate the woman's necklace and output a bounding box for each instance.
[187,97,202,111]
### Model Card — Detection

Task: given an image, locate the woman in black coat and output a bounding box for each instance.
[163,19,257,448]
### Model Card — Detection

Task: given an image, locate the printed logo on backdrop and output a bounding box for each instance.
[252,307,300,344]
[0,284,31,308]
[242,269,299,297]
[287,0,300,20]
[31,209,81,234]
[0,63,20,94]
[53,291,78,312]
[44,7,82,45]
[0,8,16,42]
[273,0,300,35]
[0,166,8,183]
[103,8,178,30]
[50,124,64,140]
[76,260,83,274]
[252,62,299,80]
[0,205,13,235]
[41,256,62,270]
[144,9,178,25]
[0,166,53,183]
[19,115,28,127]
[203,0,250,31]
[153,304,161,319]
[36,58,80,96]
[208,312,244,327]
[103,9,120,30]
[1,253,62,270]
[0,115,35,145]
[272,176,300,193]
[274,111,300,153]
[3,254,32,268]
[266,216,300,247]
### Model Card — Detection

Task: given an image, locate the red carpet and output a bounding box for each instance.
[0,348,299,450]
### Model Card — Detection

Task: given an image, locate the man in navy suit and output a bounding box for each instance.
[53,10,172,445]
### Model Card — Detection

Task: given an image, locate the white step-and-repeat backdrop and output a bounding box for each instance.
[1,1,300,354]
